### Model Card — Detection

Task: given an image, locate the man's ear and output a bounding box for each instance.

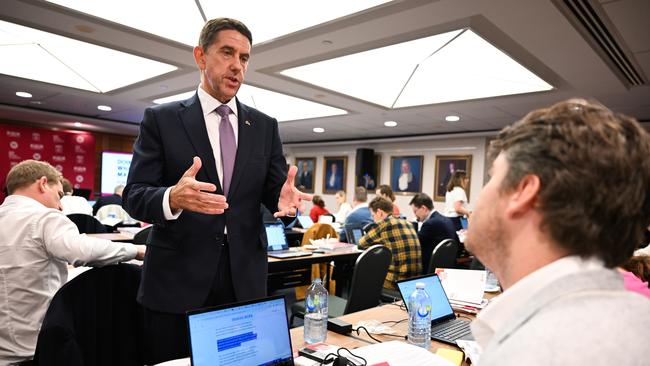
[36,176,48,193]
[504,174,540,219]
[193,46,206,70]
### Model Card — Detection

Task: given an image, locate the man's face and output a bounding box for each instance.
[371,208,385,223]
[331,163,337,173]
[401,160,410,173]
[43,180,64,211]
[465,153,509,270]
[194,29,250,103]
[411,204,427,222]
[302,162,308,172]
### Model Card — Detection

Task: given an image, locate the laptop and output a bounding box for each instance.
[296,215,314,229]
[187,295,294,366]
[265,222,312,258]
[397,273,473,345]
[344,226,364,245]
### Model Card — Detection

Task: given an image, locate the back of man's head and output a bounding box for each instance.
[409,193,433,210]
[353,186,367,204]
[114,185,124,196]
[490,99,650,268]
[61,178,73,195]
[6,160,62,195]
[369,196,394,215]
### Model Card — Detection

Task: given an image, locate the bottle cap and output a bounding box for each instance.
[313,278,322,284]
[415,282,425,289]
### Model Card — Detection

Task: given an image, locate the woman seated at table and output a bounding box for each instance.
[309,195,331,223]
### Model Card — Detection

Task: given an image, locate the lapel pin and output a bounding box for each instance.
[245,120,251,126]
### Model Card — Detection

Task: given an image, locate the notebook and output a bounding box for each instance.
[297,215,314,229]
[187,295,294,366]
[265,222,312,258]
[397,273,473,345]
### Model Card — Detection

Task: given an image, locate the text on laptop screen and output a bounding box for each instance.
[188,297,292,366]
[352,228,363,244]
[265,223,287,251]
[398,274,454,321]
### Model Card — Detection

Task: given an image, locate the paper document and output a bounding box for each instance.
[352,341,454,366]
[435,268,486,305]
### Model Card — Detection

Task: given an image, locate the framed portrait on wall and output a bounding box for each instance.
[390,156,423,194]
[434,155,472,202]
[295,157,316,193]
[374,154,382,187]
[323,156,347,193]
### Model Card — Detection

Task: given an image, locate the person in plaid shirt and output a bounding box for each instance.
[358,196,422,290]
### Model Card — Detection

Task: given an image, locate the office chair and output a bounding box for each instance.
[290,245,391,326]
[33,264,143,366]
[427,238,459,273]
[67,214,107,234]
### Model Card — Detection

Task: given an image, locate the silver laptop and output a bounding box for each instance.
[265,222,312,258]
[187,295,294,366]
[397,273,473,345]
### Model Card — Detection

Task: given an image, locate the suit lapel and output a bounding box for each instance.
[179,94,222,192]
[228,99,254,198]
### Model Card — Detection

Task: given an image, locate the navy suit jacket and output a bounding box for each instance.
[418,211,457,271]
[123,94,287,313]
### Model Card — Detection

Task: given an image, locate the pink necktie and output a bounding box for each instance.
[216,105,236,197]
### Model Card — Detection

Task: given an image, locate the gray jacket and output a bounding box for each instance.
[479,268,650,366]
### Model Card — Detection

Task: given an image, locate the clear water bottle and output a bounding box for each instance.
[304,278,328,344]
[485,268,500,292]
[407,282,431,349]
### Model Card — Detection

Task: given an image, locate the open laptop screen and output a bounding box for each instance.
[265,223,288,251]
[297,215,313,229]
[187,296,293,366]
[397,273,455,322]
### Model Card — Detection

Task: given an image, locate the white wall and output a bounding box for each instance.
[283,134,490,220]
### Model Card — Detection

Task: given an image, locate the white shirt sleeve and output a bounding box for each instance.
[162,186,182,220]
[41,212,138,267]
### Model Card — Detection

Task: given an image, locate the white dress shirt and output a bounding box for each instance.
[0,195,138,363]
[162,86,239,220]
[471,255,605,348]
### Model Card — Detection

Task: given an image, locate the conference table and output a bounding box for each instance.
[289,295,495,366]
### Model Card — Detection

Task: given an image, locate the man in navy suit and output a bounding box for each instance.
[123,18,310,364]
[410,193,457,272]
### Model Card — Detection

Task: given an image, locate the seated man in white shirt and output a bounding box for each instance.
[465,99,650,366]
[0,160,146,364]
[59,178,93,216]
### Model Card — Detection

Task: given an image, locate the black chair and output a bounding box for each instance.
[67,214,107,234]
[33,264,143,366]
[290,245,391,326]
[132,226,152,245]
[427,238,459,273]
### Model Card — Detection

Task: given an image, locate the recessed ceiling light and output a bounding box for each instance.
[16,91,32,98]
[97,105,112,111]
[153,85,347,122]
[384,120,398,127]
[281,29,553,108]
[74,122,82,127]
[0,20,177,93]
[445,115,460,122]
[313,127,325,133]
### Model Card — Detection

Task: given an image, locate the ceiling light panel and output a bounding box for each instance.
[0,20,177,93]
[153,85,347,122]
[46,0,204,46]
[281,29,553,108]
[47,0,390,46]
[281,30,463,107]
[394,30,553,107]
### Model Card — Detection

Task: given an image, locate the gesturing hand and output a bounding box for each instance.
[274,165,313,218]
[169,157,228,215]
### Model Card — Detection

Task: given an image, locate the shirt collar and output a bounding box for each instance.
[197,86,238,118]
[471,255,604,348]
[350,202,369,213]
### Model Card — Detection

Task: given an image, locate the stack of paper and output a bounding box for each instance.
[435,268,486,306]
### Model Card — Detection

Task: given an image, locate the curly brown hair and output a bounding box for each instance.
[489,99,650,268]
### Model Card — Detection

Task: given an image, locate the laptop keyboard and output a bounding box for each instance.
[431,319,471,342]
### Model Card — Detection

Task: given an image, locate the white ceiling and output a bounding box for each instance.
[1,0,648,143]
